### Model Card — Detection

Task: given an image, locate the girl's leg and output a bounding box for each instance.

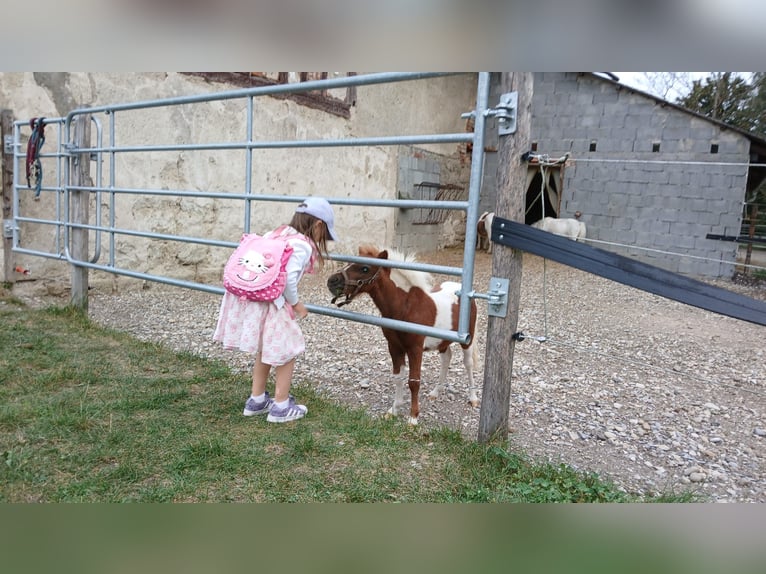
[251,352,271,397]
[273,359,296,403]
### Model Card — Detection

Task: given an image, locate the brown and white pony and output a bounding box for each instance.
[327,245,480,425]
[477,211,495,253]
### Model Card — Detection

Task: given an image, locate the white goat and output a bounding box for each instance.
[531,217,586,241]
[477,211,495,253]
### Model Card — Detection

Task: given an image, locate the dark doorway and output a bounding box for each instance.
[525,171,559,224]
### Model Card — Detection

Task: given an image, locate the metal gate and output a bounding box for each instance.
[8,72,496,344]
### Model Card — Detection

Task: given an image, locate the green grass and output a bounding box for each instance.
[0,289,696,503]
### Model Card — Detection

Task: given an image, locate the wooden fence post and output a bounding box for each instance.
[70,114,91,310]
[477,73,533,443]
[1,109,14,284]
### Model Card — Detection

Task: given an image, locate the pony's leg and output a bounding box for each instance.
[428,345,452,400]
[405,348,423,425]
[486,213,494,253]
[387,375,408,418]
[463,344,480,407]
[386,343,408,418]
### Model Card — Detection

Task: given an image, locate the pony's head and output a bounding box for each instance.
[327,245,388,307]
[327,245,431,307]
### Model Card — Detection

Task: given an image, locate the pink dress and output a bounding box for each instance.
[213,227,316,366]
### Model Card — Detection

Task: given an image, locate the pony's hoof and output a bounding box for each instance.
[407,417,419,426]
[386,407,402,419]
[427,391,439,401]
[469,398,480,408]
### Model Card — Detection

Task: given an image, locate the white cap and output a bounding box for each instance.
[295,197,339,241]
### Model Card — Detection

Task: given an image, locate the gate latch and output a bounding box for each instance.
[460,277,510,318]
[3,135,13,155]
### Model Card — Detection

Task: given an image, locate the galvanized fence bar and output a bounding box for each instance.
[63,186,470,210]
[79,133,474,154]
[12,118,66,260]
[456,72,490,339]
[12,72,490,344]
[63,73,459,117]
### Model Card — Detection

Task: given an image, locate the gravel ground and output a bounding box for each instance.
[22,248,764,502]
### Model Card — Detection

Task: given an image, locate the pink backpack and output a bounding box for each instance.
[222,231,294,302]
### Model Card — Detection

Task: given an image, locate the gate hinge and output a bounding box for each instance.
[3,135,13,155]
[461,91,518,136]
[459,277,510,317]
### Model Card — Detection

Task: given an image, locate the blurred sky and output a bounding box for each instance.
[614,72,754,102]
[614,72,708,100]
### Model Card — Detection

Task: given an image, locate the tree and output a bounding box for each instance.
[640,72,695,101]
[746,72,766,138]
[676,72,756,132]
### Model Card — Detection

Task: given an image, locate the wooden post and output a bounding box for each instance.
[744,203,757,274]
[1,109,14,284]
[477,73,533,443]
[70,115,91,310]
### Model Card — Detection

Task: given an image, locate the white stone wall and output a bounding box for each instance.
[0,72,477,294]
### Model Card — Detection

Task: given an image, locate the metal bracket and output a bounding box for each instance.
[495,92,517,136]
[461,91,517,136]
[3,135,13,155]
[461,277,510,317]
[3,220,14,239]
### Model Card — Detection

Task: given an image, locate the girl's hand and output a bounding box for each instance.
[293,301,308,320]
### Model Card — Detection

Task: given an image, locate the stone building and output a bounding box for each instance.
[481,72,766,277]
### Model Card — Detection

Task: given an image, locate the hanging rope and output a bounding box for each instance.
[25,117,46,199]
[522,151,569,217]
[523,152,569,337]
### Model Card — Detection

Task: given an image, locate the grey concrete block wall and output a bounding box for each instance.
[528,72,749,279]
[395,145,469,254]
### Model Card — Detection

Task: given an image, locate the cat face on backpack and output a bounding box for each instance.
[237,249,273,280]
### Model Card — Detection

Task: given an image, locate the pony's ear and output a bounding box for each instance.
[378,250,389,260]
[358,244,378,257]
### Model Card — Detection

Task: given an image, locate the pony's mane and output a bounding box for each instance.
[384,248,433,292]
[359,244,433,292]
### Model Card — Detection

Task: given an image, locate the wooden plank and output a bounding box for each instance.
[1,109,14,284]
[70,115,91,310]
[477,73,533,444]
[491,216,766,327]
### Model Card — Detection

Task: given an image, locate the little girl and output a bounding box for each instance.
[214,197,338,423]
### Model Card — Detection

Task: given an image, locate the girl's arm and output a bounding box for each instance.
[282,238,313,308]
